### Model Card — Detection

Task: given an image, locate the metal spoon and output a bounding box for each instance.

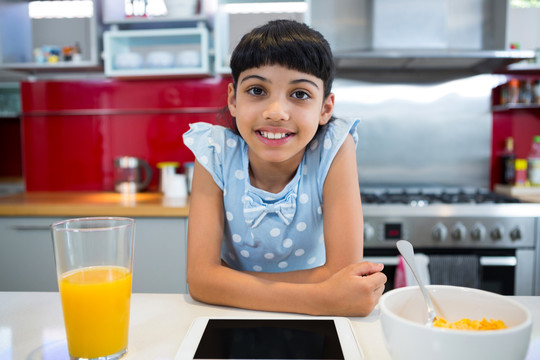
[396,240,437,326]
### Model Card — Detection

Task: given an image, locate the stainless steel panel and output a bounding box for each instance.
[332,75,501,188]
[515,249,535,295]
[363,214,536,248]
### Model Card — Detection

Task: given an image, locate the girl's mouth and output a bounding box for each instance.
[257,130,292,140]
[255,129,294,146]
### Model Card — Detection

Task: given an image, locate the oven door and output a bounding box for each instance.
[365,248,535,296]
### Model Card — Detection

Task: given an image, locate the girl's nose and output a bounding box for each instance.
[262,98,289,121]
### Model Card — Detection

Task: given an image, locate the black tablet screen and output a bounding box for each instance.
[193,319,345,359]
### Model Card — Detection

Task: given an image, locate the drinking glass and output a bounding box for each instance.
[51,217,135,360]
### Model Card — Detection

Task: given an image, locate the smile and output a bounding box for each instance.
[258,131,292,140]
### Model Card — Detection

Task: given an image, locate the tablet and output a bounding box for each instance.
[174,316,364,360]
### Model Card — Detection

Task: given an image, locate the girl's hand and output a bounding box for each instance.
[315,262,387,317]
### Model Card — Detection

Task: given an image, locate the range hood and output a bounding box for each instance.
[333,49,535,73]
[311,0,535,73]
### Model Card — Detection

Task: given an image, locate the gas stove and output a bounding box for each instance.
[360,186,535,249]
[360,186,540,295]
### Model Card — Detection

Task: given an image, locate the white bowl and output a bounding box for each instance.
[379,285,532,360]
[146,51,175,68]
[114,52,143,69]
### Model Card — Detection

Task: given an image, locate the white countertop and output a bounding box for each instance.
[0,292,539,360]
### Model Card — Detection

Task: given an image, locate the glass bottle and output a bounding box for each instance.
[500,137,515,185]
[527,136,540,186]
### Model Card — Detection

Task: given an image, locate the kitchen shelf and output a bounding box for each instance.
[104,15,209,27]
[506,62,540,73]
[493,103,540,112]
[0,1,100,72]
[103,27,210,78]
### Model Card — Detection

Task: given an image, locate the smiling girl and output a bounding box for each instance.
[182,19,386,316]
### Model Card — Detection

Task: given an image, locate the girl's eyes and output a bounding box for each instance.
[245,87,311,100]
[291,90,310,100]
[247,87,265,96]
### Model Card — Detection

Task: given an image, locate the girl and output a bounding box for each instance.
[183,19,386,316]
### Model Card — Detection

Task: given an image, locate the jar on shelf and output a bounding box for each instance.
[533,80,540,104]
[515,159,528,186]
[519,79,533,104]
[507,79,520,104]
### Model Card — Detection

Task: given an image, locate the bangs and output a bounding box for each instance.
[230,20,334,97]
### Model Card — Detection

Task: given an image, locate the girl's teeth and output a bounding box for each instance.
[261,131,287,140]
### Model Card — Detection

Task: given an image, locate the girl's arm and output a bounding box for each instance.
[186,136,386,316]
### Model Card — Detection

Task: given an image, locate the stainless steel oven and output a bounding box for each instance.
[361,188,540,296]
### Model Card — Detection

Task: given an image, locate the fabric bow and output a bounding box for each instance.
[243,191,297,229]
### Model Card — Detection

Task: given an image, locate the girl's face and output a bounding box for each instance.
[228,65,334,167]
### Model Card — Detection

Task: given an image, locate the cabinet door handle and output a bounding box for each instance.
[12,225,51,231]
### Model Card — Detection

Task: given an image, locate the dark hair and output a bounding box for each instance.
[220,19,336,132]
[230,19,335,99]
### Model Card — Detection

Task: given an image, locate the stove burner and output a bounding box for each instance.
[360,188,521,205]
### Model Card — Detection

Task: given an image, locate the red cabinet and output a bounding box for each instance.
[21,77,231,191]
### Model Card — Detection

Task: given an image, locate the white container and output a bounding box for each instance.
[164,174,187,199]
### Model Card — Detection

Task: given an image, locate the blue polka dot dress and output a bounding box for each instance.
[183,118,359,273]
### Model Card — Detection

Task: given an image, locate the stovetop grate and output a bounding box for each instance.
[360,187,521,205]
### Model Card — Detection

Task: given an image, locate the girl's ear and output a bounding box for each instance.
[227,83,237,117]
[319,93,335,125]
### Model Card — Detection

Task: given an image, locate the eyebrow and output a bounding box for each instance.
[239,74,319,89]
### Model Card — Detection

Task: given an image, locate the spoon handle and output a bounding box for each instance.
[396,240,437,323]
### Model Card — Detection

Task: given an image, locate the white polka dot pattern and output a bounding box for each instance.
[283,238,293,248]
[324,138,332,150]
[235,170,244,180]
[182,119,360,273]
[270,228,280,237]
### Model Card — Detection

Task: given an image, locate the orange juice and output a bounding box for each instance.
[59,265,132,358]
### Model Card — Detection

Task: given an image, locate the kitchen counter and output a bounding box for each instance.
[0,191,189,217]
[0,292,539,360]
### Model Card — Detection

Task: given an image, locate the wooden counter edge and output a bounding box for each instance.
[0,192,190,218]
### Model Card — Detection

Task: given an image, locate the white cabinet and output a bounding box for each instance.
[0,217,188,293]
[0,217,61,291]
[103,26,210,78]
[131,217,188,294]
[214,0,310,74]
[0,1,100,71]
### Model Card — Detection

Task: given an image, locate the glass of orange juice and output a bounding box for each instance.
[51,217,135,360]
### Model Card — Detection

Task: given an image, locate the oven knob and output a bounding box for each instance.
[470,223,486,241]
[510,226,522,241]
[432,222,448,242]
[364,222,375,241]
[451,222,466,241]
[490,225,504,241]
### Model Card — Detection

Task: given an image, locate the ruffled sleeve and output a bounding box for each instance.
[307,118,360,194]
[183,122,232,190]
